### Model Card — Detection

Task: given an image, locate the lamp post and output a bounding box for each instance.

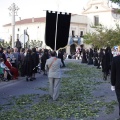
[8,3,19,48]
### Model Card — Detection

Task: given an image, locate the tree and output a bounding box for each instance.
[0,40,11,48]
[84,24,120,48]
[110,0,120,13]
[29,40,43,48]
[110,0,120,6]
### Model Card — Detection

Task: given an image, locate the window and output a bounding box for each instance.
[72,30,75,37]
[95,6,98,9]
[94,16,99,26]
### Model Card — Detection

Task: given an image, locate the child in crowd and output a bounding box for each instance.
[0,58,12,81]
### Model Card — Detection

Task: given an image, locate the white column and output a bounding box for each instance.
[8,3,19,48]
[11,4,15,48]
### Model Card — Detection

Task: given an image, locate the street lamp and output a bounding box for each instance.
[8,3,19,48]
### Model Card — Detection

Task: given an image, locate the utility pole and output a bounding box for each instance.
[8,3,19,48]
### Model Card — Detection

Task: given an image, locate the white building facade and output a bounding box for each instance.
[3,15,87,54]
[2,0,120,54]
[3,17,46,48]
[82,0,120,32]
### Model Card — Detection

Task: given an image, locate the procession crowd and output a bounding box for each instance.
[1,42,120,115]
[69,47,120,80]
[69,46,120,116]
[0,42,119,82]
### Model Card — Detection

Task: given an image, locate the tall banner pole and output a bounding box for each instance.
[54,0,59,51]
[54,13,58,51]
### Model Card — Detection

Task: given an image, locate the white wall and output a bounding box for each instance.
[71,15,87,24]
[86,12,112,32]
[83,0,120,32]
[3,22,46,46]
[70,23,87,37]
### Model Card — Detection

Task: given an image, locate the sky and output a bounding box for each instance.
[0,0,88,30]
[0,0,119,38]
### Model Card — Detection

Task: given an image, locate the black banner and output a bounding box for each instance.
[45,11,57,50]
[56,13,71,50]
[45,11,71,50]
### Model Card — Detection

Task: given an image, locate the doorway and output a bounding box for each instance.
[70,44,76,54]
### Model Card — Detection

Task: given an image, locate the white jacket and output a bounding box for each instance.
[45,57,62,78]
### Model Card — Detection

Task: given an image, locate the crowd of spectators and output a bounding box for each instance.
[0,46,66,82]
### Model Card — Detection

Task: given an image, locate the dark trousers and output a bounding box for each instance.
[17,47,21,52]
[115,88,120,115]
[61,59,65,67]
[20,64,25,76]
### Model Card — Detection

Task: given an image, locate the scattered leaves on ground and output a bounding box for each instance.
[0,63,118,120]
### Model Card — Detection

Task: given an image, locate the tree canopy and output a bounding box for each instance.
[84,24,120,48]
[110,0,120,6]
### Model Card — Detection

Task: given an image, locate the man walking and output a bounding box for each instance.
[45,51,62,101]
[111,55,120,116]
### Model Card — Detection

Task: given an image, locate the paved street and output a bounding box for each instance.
[0,59,79,99]
[0,60,72,105]
[0,59,80,101]
[0,59,119,120]
[0,72,48,104]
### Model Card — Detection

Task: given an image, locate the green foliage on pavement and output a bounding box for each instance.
[0,63,118,120]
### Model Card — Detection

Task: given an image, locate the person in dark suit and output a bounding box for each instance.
[58,50,65,67]
[24,49,33,81]
[97,48,104,69]
[81,49,87,63]
[31,47,39,79]
[102,47,113,80]
[111,55,120,116]
[41,49,49,75]
[93,49,98,66]
[88,48,94,65]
